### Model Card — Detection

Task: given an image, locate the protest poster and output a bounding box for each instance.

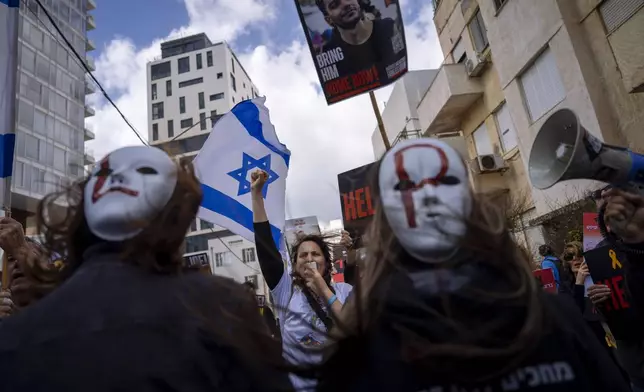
[584,245,640,340]
[285,216,322,250]
[533,268,557,293]
[293,0,408,104]
[337,161,377,247]
[583,212,602,251]
[183,251,210,269]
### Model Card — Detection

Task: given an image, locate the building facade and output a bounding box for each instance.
[415,0,644,257]
[145,33,264,287]
[11,0,96,232]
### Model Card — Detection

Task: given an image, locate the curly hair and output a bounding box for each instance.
[316,0,382,19]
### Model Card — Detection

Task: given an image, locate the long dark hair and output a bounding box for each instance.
[290,234,336,331]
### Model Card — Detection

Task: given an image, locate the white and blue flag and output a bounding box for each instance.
[0,0,19,210]
[194,97,291,247]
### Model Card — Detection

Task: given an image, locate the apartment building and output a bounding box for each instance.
[414,0,644,256]
[11,0,96,231]
[145,33,265,289]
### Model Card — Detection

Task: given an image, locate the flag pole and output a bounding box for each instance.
[369,91,390,151]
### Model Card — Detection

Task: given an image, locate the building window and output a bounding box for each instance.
[152,123,158,141]
[199,112,207,130]
[179,77,203,88]
[519,48,565,122]
[452,38,467,64]
[244,275,258,289]
[180,118,193,128]
[600,0,644,33]
[152,102,164,120]
[185,234,208,253]
[242,248,256,263]
[196,53,203,69]
[178,56,190,74]
[198,92,205,109]
[493,0,509,11]
[469,9,489,53]
[231,58,235,73]
[190,219,197,232]
[210,110,218,127]
[151,83,157,100]
[473,122,493,156]
[215,252,226,267]
[231,74,236,91]
[217,72,223,79]
[166,80,172,97]
[167,119,174,138]
[209,93,224,101]
[179,96,185,114]
[151,61,171,80]
[206,51,213,67]
[494,104,518,152]
[200,220,213,230]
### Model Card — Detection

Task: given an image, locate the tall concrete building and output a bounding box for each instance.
[401,0,644,258]
[145,34,266,292]
[11,0,96,231]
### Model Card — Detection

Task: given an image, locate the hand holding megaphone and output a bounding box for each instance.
[602,188,644,244]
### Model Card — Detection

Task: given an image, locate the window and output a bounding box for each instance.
[18,100,34,129]
[196,53,202,69]
[181,118,193,128]
[493,0,509,10]
[53,146,66,172]
[200,112,207,130]
[167,120,174,138]
[469,9,489,53]
[520,48,565,122]
[178,57,190,74]
[217,72,223,79]
[242,248,256,263]
[215,252,226,267]
[179,96,185,114]
[231,74,236,91]
[190,219,197,232]
[24,133,39,160]
[210,110,218,127]
[35,55,49,81]
[452,38,467,64]
[231,58,235,73]
[473,122,493,156]
[21,45,35,73]
[600,0,644,33]
[185,234,209,253]
[178,77,204,88]
[209,93,224,101]
[151,83,157,100]
[244,275,258,289]
[494,104,518,152]
[150,61,171,80]
[152,123,159,141]
[206,51,213,67]
[166,80,172,97]
[200,220,213,230]
[198,92,205,109]
[152,102,164,120]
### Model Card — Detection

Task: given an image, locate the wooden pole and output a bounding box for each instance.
[369,91,390,151]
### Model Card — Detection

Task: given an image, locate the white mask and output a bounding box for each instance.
[84,146,178,242]
[378,139,472,262]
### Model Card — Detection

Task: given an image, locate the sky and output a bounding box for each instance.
[85,0,444,227]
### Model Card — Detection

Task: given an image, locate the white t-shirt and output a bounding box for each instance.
[271,269,353,391]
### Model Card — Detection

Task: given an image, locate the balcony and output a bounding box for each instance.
[85,56,95,72]
[84,125,95,141]
[87,0,96,11]
[86,14,96,30]
[392,129,422,147]
[84,104,95,117]
[85,77,96,94]
[84,152,95,166]
[434,132,468,160]
[417,63,484,135]
[86,38,96,52]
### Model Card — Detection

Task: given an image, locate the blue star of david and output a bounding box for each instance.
[227,153,279,198]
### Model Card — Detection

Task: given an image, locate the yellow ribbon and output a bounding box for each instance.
[609,249,622,270]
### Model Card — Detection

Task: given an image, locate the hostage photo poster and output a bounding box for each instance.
[294,0,408,105]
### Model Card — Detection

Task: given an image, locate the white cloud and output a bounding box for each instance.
[87,0,443,225]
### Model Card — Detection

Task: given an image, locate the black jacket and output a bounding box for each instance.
[0,243,291,392]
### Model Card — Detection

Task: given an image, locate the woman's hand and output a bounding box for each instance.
[250,170,268,198]
[303,266,332,300]
[588,284,611,305]
[602,188,644,243]
[575,261,590,285]
[339,230,353,249]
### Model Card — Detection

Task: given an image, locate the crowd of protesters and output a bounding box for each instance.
[0,139,643,391]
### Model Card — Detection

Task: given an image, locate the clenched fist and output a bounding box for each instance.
[602,188,644,244]
[0,217,27,255]
[250,170,268,197]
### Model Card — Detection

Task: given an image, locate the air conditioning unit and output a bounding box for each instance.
[465,55,487,77]
[470,154,507,174]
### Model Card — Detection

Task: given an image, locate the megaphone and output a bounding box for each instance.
[528,108,644,190]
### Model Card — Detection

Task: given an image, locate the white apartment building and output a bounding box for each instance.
[10,0,96,232]
[145,33,266,291]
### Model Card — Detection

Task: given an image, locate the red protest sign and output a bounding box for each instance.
[533,268,557,293]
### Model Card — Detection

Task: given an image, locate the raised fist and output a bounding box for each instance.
[250,170,268,196]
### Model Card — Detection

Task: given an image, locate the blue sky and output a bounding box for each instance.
[86,0,443,223]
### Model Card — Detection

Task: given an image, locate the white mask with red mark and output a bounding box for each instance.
[378,139,472,262]
[84,146,178,241]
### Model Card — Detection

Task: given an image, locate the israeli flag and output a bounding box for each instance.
[0,0,19,210]
[194,97,290,247]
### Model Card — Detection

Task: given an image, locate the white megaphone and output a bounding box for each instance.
[528,108,644,190]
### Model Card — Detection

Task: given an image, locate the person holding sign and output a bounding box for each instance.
[316,138,629,392]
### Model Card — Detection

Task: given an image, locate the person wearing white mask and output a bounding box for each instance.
[316,138,629,392]
[0,146,290,392]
